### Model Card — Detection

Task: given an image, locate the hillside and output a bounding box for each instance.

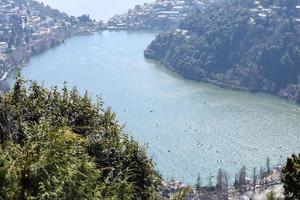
[106,0,210,30]
[0,0,99,91]
[145,0,300,102]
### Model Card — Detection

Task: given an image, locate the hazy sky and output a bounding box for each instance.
[39,0,153,21]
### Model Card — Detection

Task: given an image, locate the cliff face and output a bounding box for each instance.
[145,0,300,102]
[0,0,99,88]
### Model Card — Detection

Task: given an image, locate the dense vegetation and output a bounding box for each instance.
[145,0,300,101]
[0,76,161,199]
[282,154,300,200]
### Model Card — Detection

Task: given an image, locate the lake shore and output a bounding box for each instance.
[20,31,300,184]
[0,26,99,91]
[146,58,300,104]
[161,166,284,200]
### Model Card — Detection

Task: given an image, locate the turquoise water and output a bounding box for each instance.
[17,31,300,184]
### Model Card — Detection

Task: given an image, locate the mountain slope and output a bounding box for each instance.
[107,0,210,30]
[145,0,300,101]
[0,0,98,91]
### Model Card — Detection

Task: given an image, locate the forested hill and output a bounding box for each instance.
[0,0,98,91]
[144,0,300,102]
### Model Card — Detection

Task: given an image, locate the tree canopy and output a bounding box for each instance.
[282,154,300,200]
[0,76,161,199]
[145,0,300,101]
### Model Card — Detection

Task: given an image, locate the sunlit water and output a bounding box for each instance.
[11,31,300,184]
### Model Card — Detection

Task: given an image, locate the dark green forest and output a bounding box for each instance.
[282,154,300,200]
[145,0,300,102]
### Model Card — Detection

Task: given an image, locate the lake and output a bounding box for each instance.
[14,31,300,184]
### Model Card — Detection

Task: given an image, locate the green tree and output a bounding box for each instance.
[266,157,271,175]
[0,76,161,199]
[195,173,202,194]
[144,0,300,101]
[253,167,257,192]
[234,166,247,192]
[0,125,100,200]
[216,168,229,200]
[282,154,300,200]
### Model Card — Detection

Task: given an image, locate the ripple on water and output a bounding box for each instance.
[12,31,300,184]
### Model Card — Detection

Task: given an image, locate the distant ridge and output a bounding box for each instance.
[145,0,300,102]
[106,0,212,30]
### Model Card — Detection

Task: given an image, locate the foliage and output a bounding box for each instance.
[0,126,100,200]
[282,154,300,200]
[145,0,300,101]
[0,76,161,199]
[78,15,93,23]
[267,190,281,200]
[170,187,192,200]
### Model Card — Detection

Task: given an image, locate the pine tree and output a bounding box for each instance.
[282,154,300,200]
[253,167,257,192]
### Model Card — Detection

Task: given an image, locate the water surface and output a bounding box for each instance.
[18,31,300,184]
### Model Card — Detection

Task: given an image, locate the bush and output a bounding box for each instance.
[0,76,161,199]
